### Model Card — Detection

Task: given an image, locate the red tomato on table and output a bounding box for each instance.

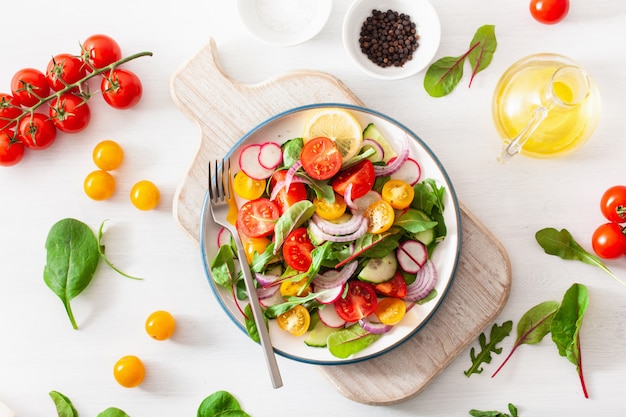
[529,0,569,24]
[600,185,626,224]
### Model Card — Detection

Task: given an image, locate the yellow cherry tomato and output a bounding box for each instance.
[130,180,160,210]
[313,192,347,220]
[243,236,271,264]
[276,304,311,337]
[365,199,395,234]
[93,140,124,171]
[233,170,266,200]
[375,297,407,325]
[280,276,311,297]
[381,179,415,209]
[145,310,176,341]
[84,170,116,200]
[113,355,145,388]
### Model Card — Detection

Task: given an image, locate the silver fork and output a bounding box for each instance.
[207,158,283,389]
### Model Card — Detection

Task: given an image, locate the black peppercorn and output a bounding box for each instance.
[359,9,419,68]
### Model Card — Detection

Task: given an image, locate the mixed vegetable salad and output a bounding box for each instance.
[210,108,449,359]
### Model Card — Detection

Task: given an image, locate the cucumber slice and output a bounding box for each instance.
[362,123,397,162]
[358,252,397,283]
[304,311,339,348]
[413,209,435,245]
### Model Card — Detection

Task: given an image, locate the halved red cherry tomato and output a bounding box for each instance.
[332,159,375,199]
[374,271,407,298]
[375,297,406,325]
[46,53,87,91]
[82,34,122,69]
[282,227,314,272]
[0,94,23,131]
[0,130,24,167]
[277,305,311,337]
[11,68,50,107]
[17,113,57,150]
[600,185,626,224]
[236,198,280,238]
[270,169,307,214]
[529,0,569,24]
[300,136,342,180]
[592,222,626,259]
[334,280,378,322]
[49,93,91,133]
[101,69,142,109]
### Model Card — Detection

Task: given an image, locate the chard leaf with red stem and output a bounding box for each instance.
[467,25,497,87]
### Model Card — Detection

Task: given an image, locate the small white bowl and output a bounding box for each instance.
[342,0,441,80]
[237,0,332,47]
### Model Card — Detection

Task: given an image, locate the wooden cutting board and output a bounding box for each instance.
[170,38,512,405]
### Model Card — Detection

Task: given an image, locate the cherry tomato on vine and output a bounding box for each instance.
[81,34,122,69]
[591,222,626,259]
[84,170,116,201]
[600,185,626,224]
[101,69,142,109]
[130,180,160,210]
[529,0,569,24]
[145,310,176,341]
[0,93,23,131]
[113,355,145,388]
[17,113,57,150]
[11,68,50,107]
[49,93,91,133]
[93,140,124,171]
[46,53,87,91]
[0,130,24,167]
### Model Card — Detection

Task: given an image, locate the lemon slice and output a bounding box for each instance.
[303,108,363,161]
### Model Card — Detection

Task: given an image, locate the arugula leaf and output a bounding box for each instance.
[469,403,518,417]
[334,229,401,267]
[327,323,381,359]
[467,25,497,87]
[535,228,625,287]
[264,291,323,318]
[551,283,589,398]
[464,321,512,377]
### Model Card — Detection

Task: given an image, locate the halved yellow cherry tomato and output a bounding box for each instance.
[243,236,271,264]
[313,192,347,220]
[381,179,415,209]
[233,170,266,200]
[365,200,395,234]
[280,276,311,297]
[375,297,406,325]
[113,355,145,388]
[276,304,311,336]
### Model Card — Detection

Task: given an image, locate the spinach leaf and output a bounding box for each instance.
[272,200,315,253]
[44,218,100,330]
[49,391,78,417]
[197,390,250,417]
[97,408,131,417]
[469,403,518,417]
[464,321,512,377]
[300,174,335,201]
[491,301,560,377]
[393,208,438,233]
[467,25,497,87]
[551,283,589,398]
[535,228,625,287]
[281,137,303,169]
[210,244,236,289]
[327,323,381,359]
[97,220,142,280]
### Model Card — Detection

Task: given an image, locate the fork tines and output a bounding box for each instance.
[208,158,231,202]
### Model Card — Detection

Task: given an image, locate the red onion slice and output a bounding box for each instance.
[312,260,358,289]
[373,134,410,177]
[311,213,364,235]
[403,261,438,302]
[308,217,368,242]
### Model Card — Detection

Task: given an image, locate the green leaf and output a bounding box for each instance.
[551,283,589,398]
[210,244,236,289]
[464,321,512,377]
[272,200,315,253]
[97,407,131,417]
[48,391,78,417]
[327,323,381,359]
[43,218,100,330]
[468,403,518,417]
[243,303,262,343]
[467,25,497,87]
[423,55,465,97]
[197,390,250,417]
[393,208,438,233]
[535,228,625,287]
[280,137,303,169]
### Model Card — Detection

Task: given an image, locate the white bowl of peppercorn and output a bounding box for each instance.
[342,0,441,80]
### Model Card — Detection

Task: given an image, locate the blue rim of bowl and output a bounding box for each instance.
[200,102,462,366]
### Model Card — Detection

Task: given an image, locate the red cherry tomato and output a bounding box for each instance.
[282,227,314,272]
[0,130,24,167]
[300,136,342,180]
[49,93,91,133]
[331,159,375,200]
[591,223,626,259]
[81,34,122,69]
[269,169,308,214]
[11,68,50,107]
[334,280,378,322]
[101,69,142,109]
[374,271,407,298]
[17,113,57,150]
[236,198,281,238]
[600,185,626,224]
[529,0,569,24]
[0,94,23,132]
[46,53,88,91]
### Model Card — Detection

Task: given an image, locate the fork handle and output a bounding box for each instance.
[233,236,284,388]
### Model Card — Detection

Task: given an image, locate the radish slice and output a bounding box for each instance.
[361,138,385,162]
[314,284,344,304]
[390,157,421,185]
[319,304,347,328]
[351,190,382,211]
[239,144,274,180]
[359,316,393,334]
[396,240,427,274]
[216,227,231,248]
[403,261,438,302]
[258,142,283,170]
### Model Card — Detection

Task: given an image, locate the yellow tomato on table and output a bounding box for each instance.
[113,355,145,388]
